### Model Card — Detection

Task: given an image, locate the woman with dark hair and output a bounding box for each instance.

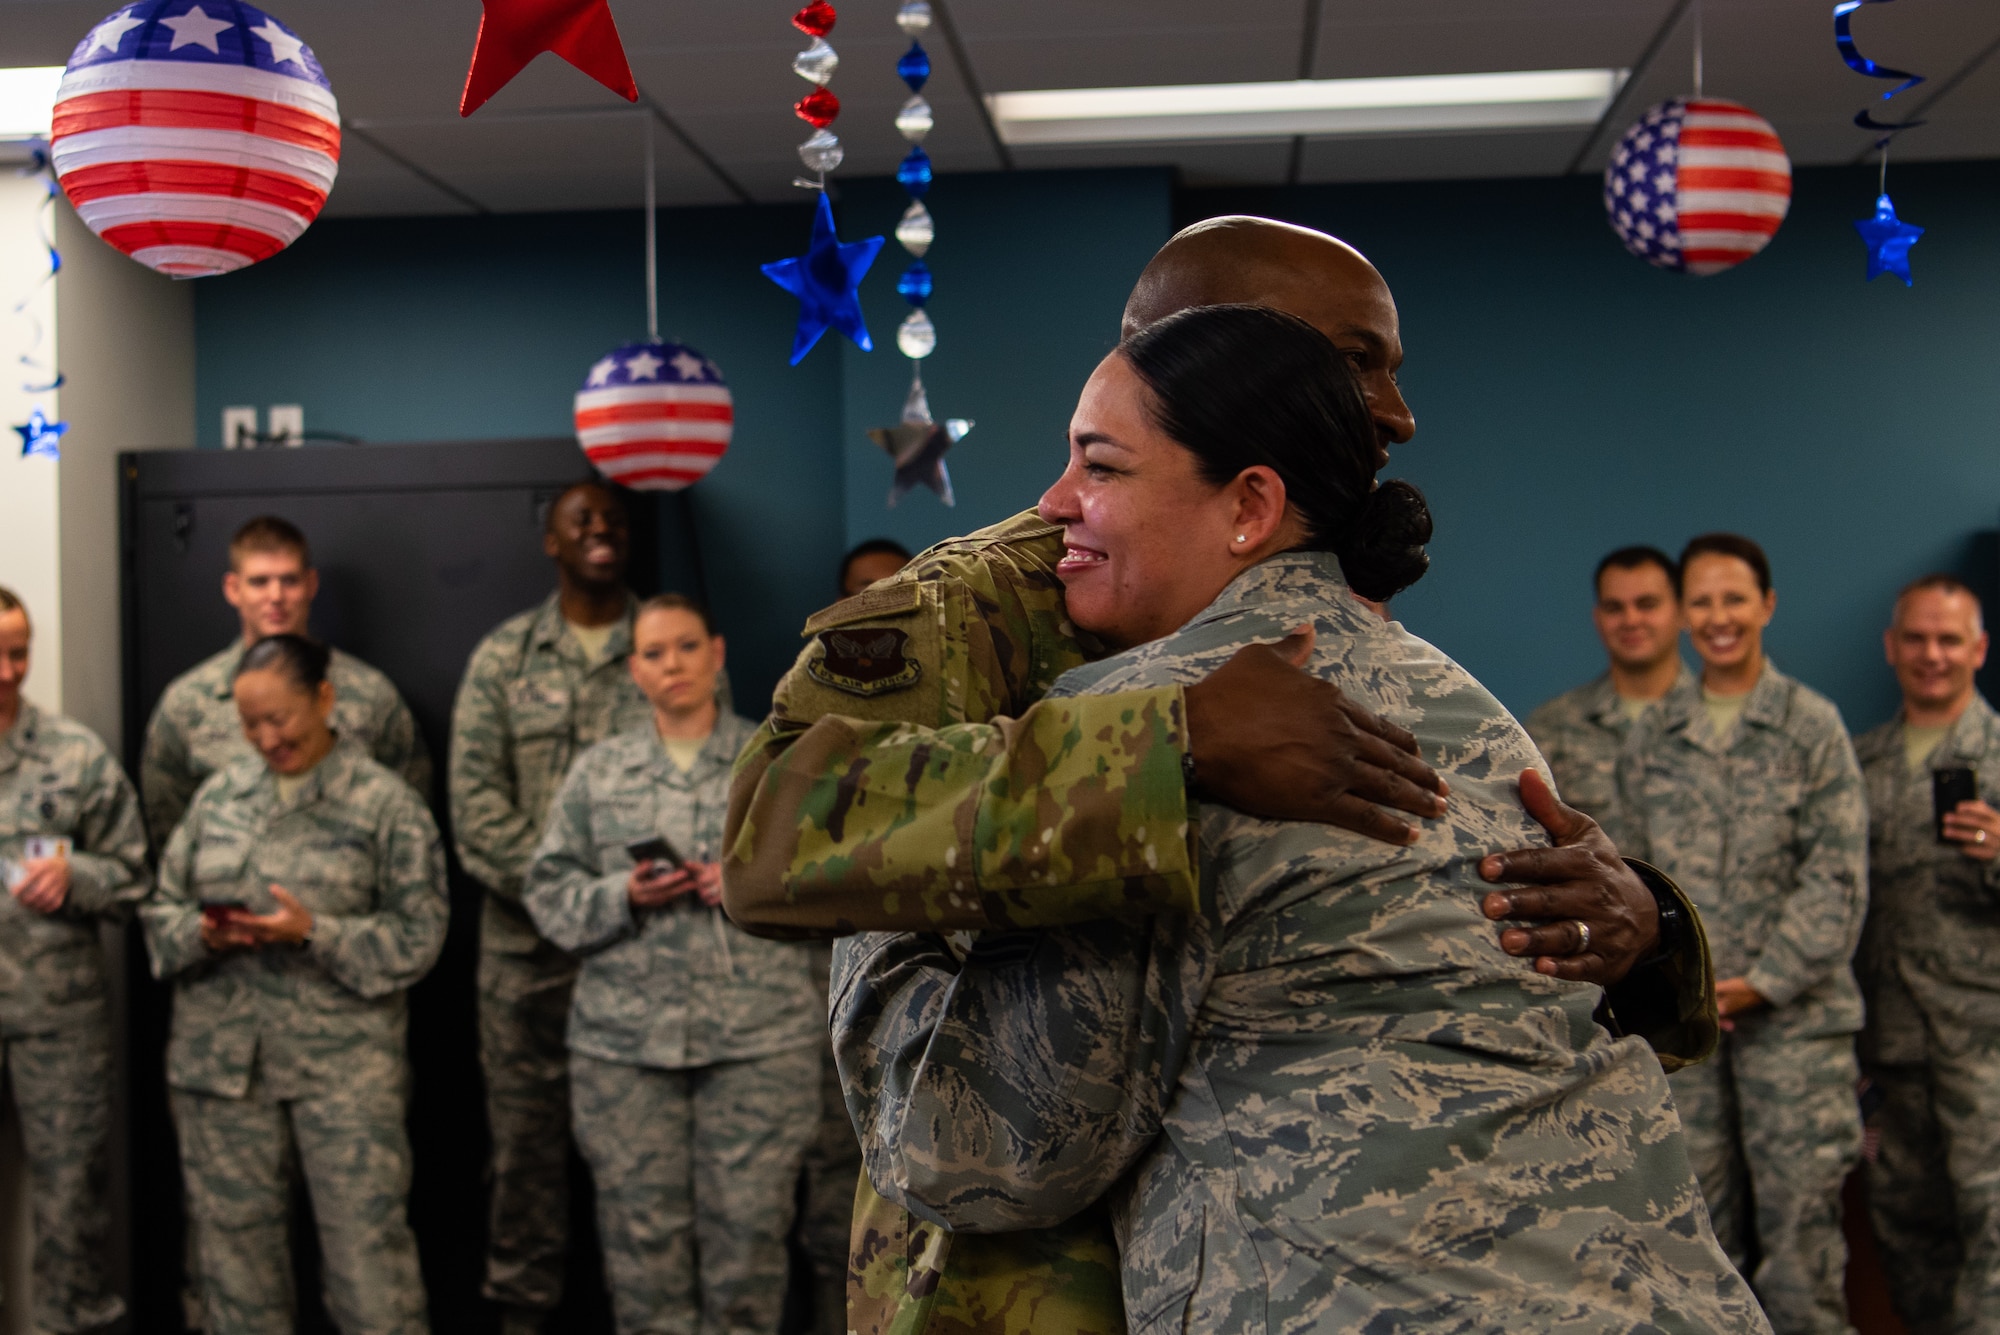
[834,306,1766,1333]
[1612,535,1867,1332]
[526,595,821,1335]
[141,633,448,1335]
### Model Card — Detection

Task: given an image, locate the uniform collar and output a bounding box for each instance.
[1927,692,1998,768]
[633,710,751,782]
[1582,661,1694,726]
[1656,659,1789,750]
[206,640,250,700]
[529,590,638,664]
[1185,549,1354,631]
[0,699,47,774]
[257,735,363,810]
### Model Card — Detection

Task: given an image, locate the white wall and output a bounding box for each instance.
[0,173,63,717]
[54,200,195,751]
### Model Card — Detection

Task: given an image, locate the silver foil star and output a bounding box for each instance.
[868,378,970,506]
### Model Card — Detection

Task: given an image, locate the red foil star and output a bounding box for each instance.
[461,0,639,116]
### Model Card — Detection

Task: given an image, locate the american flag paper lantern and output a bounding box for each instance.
[574,341,734,491]
[1604,98,1792,277]
[52,2,339,278]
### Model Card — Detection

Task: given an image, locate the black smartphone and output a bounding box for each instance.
[1934,767,1978,842]
[625,835,687,869]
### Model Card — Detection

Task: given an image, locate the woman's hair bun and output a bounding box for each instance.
[1337,480,1432,602]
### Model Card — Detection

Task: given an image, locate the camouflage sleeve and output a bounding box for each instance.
[139,697,197,852]
[1744,728,1869,1008]
[65,743,151,919]
[1601,863,1718,1073]
[448,639,536,899]
[376,690,433,803]
[140,798,209,980]
[523,761,633,956]
[725,693,1197,940]
[309,787,450,999]
[830,912,1212,1233]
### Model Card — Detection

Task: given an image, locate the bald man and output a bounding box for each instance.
[723,217,1714,1335]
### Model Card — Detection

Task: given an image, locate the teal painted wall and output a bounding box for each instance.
[1185,160,2000,734]
[194,158,2000,729]
[191,170,1176,711]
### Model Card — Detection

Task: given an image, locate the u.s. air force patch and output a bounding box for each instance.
[808,627,922,697]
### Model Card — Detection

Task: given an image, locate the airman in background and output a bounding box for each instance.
[449,480,650,1333]
[1854,573,2000,1334]
[1614,533,1867,1333]
[142,633,447,1335]
[1527,545,1690,824]
[140,514,429,850]
[0,585,149,1334]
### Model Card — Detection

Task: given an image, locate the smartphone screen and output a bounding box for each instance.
[1934,767,1978,842]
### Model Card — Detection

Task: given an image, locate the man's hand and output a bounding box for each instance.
[1478,769,1659,985]
[1186,628,1446,846]
[630,862,697,909]
[11,856,70,915]
[1714,976,1767,1030]
[1943,799,2000,862]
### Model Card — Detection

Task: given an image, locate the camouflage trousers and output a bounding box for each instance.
[570,1045,817,1335]
[477,908,579,1314]
[0,1019,123,1333]
[1860,963,2000,1335]
[1670,1026,1861,1335]
[802,944,861,1335]
[170,1063,428,1335]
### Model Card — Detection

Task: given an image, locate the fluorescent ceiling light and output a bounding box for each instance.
[989,68,1627,146]
[0,67,63,139]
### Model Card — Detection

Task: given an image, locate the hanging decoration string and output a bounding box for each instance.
[791,0,843,190]
[13,141,67,460]
[892,2,935,373]
[1692,0,1703,98]
[643,110,658,341]
[1835,0,1927,283]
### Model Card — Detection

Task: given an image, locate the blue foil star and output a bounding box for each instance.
[14,408,66,459]
[1853,192,1924,285]
[761,193,886,365]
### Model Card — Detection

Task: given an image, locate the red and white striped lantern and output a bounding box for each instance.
[51,1,339,278]
[1604,98,1792,276]
[573,340,734,492]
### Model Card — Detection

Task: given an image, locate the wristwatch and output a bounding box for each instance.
[1627,859,1690,969]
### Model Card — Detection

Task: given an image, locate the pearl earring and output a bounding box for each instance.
[1234,535,1247,544]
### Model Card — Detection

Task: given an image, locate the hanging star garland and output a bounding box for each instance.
[1834,0,1929,282]
[761,183,883,365]
[15,408,66,460]
[460,0,638,116]
[1853,193,1924,284]
[868,378,969,506]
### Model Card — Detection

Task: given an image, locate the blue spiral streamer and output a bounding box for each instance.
[12,141,66,457]
[1834,0,1927,142]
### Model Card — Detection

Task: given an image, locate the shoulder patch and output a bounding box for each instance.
[803,582,922,636]
[807,627,923,697]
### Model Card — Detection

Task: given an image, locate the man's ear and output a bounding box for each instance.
[542,530,561,560]
[301,568,320,604]
[222,570,242,610]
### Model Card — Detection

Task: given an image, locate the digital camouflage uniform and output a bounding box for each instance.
[142,741,449,1335]
[799,939,863,1335]
[526,711,821,1335]
[1854,695,2000,1335]
[724,510,1719,1335]
[835,551,1759,1335]
[141,641,431,850]
[450,592,650,1315]
[1614,664,1868,1335]
[0,701,148,1333]
[1526,664,1692,824]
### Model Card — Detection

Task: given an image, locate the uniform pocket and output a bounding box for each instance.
[1125,1195,1202,1335]
[191,841,250,898]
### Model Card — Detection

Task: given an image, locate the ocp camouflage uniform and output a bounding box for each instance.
[141,641,430,849]
[724,509,1720,1335]
[1526,664,1691,823]
[1615,664,1868,1334]
[527,710,820,1334]
[450,592,650,1315]
[834,551,1760,1335]
[1854,694,2000,1334]
[0,700,147,1333]
[142,741,449,1335]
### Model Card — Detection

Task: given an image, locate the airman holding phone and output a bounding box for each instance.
[525,594,818,1335]
[1854,573,2000,1332]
